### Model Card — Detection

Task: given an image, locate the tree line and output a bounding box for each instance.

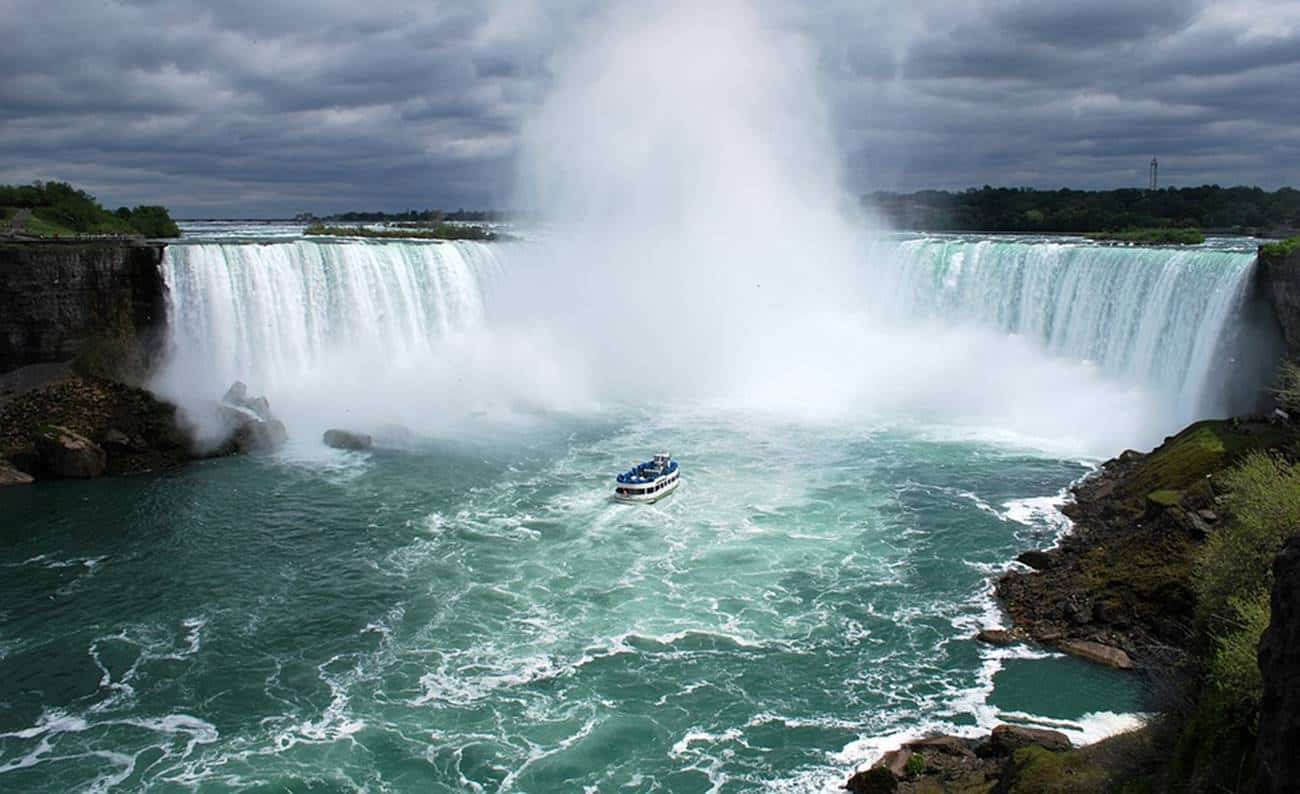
[864,185,1300,235]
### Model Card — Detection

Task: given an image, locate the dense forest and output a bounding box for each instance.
[0,181,181,237]
[865,186,1300,235]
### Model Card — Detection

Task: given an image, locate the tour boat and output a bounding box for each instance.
[613,452,680,503]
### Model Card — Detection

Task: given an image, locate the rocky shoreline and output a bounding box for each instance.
[844,417,1300,792]
[0,365,287,484]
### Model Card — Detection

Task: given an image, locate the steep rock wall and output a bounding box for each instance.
[0,241,166,374]
[1257,243,1300,363]
[1257,534,1300,794]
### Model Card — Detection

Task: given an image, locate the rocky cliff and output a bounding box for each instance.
[1256,534,1300,794]
[0,240,167,375]
[1257,240,1300,364]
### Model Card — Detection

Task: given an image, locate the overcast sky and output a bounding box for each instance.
[2,0,1298,216]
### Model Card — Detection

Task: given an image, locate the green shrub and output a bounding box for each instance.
[904,752,925,777]
[1209,592,1270,711]
[1195,452,1300,633]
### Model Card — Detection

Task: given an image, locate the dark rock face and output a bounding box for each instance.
[33,424,107,478]
[1015,550,1053,570]
[0,241,167,375]
[1257,534,1300,794]
[323,429,373,451]
[1258,244,1300,363]
[843,766,897,794]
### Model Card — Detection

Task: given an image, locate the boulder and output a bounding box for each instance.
[0,459,34,486]
[976,629,1015,646]
[215,383,287,452]
[989,724,1072,755]
[844,767,897,794]
[323,429,373,451]
[234,418,288,453]
[1257,535,1300,793]
[1058,639,1135,670]
[1016,549,1053,570]
[33,425,106,478]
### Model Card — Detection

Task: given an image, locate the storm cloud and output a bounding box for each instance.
[2,0,1298,216]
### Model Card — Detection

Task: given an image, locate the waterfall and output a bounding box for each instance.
[159,239,503,395]
[153,234,1273,443]
[878,237,1266,422]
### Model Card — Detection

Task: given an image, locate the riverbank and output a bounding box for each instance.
[846,417,1300,792]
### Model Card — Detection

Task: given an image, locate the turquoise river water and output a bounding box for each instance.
[0,227,1271,791]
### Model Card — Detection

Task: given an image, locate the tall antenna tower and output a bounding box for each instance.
[1149,157,1158,191]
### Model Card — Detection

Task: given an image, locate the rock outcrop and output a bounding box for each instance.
[0,459,33,486]
[1257,240,1300,363]
[847,727,1148,793]
[0,240,166,376]
[1,372,190,477]
[1256,534,1300,794]
[323,429,373,451]
[32,425,107,478]
[205,381,287,454]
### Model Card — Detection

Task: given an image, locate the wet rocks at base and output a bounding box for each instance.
[0,371,287,485]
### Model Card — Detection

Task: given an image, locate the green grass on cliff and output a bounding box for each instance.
[1260,236,1299,258]
[1,181,180,238]
[1120,420,1291,502]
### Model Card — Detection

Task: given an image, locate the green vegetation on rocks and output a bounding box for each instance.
[1260,236,1300,258]
[304,223,500,241]
[1091,227,1206,245]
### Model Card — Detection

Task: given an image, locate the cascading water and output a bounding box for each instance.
[878,237,1266,425]
[159,239,502,395]
[153,231,1271,451]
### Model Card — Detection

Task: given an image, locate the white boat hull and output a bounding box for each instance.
[613,473,681,504]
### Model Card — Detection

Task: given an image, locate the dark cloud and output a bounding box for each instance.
[1,0,1298,216]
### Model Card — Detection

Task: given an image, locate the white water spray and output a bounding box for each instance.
[152,0,1272,453]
